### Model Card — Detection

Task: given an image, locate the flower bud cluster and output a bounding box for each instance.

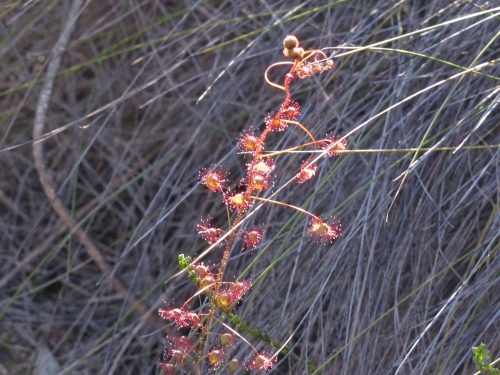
[282,34,304,59]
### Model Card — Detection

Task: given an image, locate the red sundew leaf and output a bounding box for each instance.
[168,336,194,353]
[320,135,348,157]
[265,114,288,131]
[197,217,225,245]
[241,228,264,250]
[224,192,250,211]
[199,166,228,192]
[228,280,251,301]
[207,349,225,368]
[199,274,216,290]
[158,308,201,328]
[296,161,317,183]
[247,173,270,192]
[307,217,341,243]
[216,280,251,309]
[239,131,261,153]
[192,262,212,279]
[280,100,300,120]
[248,158,275,176]
[247,353,276,372]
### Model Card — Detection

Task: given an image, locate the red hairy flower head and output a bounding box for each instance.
[184,311,200,327]
[163,335,194,365]
[216,291,232,309]
[278,100,300,121]
[296,161,317,183]
[296,65,310,79]
[230,280,251,300]
[247,353,276,372]
[308,218,341,243]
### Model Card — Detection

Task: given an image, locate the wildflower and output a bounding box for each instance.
[224,192,250,211]
[197,217,224,245]
[320,135,348,157]
[207,349,225,368]
[296,161,317,183]
[247,353,275,372]
[158,308,201,328]
[199,167,227,192]
[239,132,261,153]
[241,228,263,250]
[307,217,341,243]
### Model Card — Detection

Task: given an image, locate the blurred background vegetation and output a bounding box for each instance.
[0,0,498,374]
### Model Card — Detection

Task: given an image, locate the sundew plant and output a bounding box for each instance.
[157,35,345,374]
